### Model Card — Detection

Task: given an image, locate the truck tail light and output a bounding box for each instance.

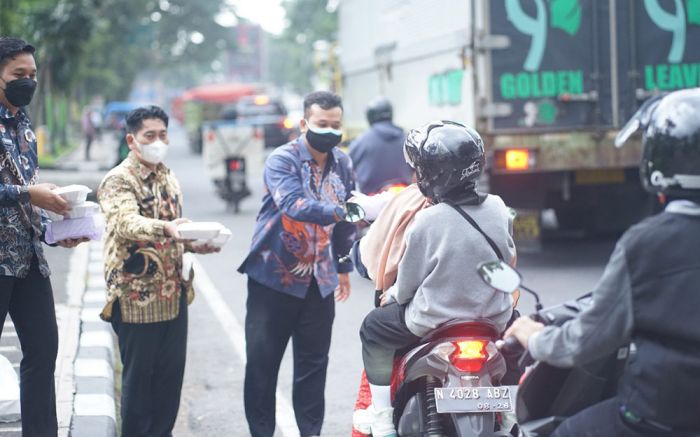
[505,149,530,171]
[450,340,488,373]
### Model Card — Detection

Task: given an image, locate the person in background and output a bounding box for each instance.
[238,91,356,437]
[349,97,413,194]
[97,105,218,436]
[0,36,86,436]
[81,107,97,161]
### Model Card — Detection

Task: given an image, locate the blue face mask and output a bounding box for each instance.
[305,120,342,153]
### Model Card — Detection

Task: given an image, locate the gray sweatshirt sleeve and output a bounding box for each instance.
[394,219,435,305]
[528,243,634,368]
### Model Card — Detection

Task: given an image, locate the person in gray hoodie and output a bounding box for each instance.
[353,121,516,437]
[349,97,413,194]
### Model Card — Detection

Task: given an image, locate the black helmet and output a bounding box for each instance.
[366,97,393,125]
[403,120,485,202]
[615,88,700,198]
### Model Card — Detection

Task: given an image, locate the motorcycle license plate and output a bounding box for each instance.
[434,386,516,413]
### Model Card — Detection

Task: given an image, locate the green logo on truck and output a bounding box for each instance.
[505,0,581,72]
[643,0,700,90]
[500,0,584,104]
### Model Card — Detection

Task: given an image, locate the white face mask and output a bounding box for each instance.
[134,139,169,165]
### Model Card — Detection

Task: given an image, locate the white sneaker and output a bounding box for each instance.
[352,405,397,437]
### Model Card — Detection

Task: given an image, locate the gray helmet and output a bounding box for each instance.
[616,88,700,198]
[366,97,393,125]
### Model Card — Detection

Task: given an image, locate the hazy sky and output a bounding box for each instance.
[228,0,287,34]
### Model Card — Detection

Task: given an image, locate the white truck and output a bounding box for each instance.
[339,0,700,241]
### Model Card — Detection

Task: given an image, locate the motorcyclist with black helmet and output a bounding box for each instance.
[349,97,413,194]
[506,88,700,437]
[354,121,517,436]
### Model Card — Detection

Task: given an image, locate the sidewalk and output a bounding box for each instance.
[69,242,117,437]
[55,135,119,436]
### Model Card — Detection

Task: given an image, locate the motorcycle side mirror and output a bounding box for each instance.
[477,261,521,294]
[345,202,366,223]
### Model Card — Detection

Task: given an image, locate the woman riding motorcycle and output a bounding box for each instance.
[354,121,517,437]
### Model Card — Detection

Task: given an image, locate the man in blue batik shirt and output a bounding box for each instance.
[238,91,356,437]
[0,37,86,436]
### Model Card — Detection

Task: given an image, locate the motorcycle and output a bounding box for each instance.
[201,118,258,213]
[476,261,630,437]
[345,199,519,436]
[220,155,251,213]
[389,319,518,436]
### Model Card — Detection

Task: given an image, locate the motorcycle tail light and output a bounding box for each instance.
[450,340,488,373]
[228,160,242,171]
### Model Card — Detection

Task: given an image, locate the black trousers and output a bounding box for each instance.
[0,259,58,437]
[110,291,188,437]
[551,397,694,437]
[244,277,335,437]
[360,301,420,386]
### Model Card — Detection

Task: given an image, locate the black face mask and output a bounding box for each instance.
[2,78,37,107]
[305,128,342,153]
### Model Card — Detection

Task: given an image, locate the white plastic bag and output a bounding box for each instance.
[45,214,105,245]
[0,353,20,422]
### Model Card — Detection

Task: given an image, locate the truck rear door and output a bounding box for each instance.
[616,0,700,123]
[484,0,613,133]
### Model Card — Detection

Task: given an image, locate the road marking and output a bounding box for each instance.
[191,256,300,437]
[0,427,22,432]
[0,345,18,352]
[2,331,17,338]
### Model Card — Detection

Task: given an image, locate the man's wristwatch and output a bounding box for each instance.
[18,186,30,203]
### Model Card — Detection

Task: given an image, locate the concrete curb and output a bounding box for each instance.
[70,241,117,437]
[55,243,90,437]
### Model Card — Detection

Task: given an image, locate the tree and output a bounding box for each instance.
[267,0,338,93]
[1,0,237,150]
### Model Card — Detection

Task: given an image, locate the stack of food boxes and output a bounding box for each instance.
[44,185,104,244]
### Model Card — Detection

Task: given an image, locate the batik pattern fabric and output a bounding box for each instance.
[239,137,356,298]
[0,103,49,278]
[98,154,189,323]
